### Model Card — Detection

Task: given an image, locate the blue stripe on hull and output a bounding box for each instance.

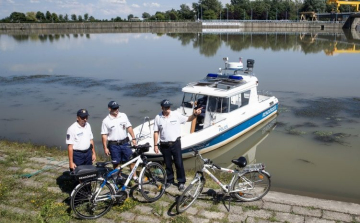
[147,104,278,159]
[183,104,278,154]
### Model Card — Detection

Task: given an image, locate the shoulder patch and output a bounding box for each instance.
[67,134,70,140]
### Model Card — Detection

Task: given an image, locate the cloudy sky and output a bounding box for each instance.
[0,0,231,20]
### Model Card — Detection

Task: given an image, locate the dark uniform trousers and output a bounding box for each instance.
[159,140,186,184]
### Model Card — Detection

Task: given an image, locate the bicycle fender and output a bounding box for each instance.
[261,170,271,178]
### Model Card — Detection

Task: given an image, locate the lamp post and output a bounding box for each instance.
[276,9,277,20]
[251,7,253,20]
[227,7,228,21]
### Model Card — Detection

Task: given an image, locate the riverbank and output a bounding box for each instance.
[0,20,344,33]
[0,140,359,222]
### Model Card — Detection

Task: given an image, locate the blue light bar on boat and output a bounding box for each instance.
[207,73,218,78]
[229,75,243,81]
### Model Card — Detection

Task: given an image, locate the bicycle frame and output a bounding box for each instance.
[93,154,148,201]
[198,164,256,194]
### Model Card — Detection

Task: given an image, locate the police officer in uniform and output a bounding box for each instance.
[101,101,137,180]
[66,109,96,172]
[153,99,202,191]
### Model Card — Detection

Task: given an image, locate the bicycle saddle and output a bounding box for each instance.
[232,156,247,168]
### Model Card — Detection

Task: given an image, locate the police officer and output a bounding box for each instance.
[153,99,202,191]
[66,109,96,172]
[101,101,137,180]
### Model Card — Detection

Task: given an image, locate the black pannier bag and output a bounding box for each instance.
[73,165,99,181]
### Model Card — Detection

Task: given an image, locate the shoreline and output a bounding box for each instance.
[0,21,344,33]
[0,139,359,222]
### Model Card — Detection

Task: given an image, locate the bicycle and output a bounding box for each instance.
[176,148,271,213]
[70,143,167,219]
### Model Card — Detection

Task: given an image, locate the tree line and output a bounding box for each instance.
[1,0,357,23]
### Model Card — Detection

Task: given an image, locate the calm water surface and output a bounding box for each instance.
[0,30,359,203]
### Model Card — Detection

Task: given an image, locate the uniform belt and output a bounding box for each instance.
[160,137,181,147]
[73,148,91,153]
[108,137,129,145]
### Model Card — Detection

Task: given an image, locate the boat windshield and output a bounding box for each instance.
[207,96,229,113]
[181,93,207,109]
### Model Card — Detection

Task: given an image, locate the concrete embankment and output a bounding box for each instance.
[1,140,360,222]
[0,21,344,34]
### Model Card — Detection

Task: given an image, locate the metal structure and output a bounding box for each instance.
[327,0,360,12]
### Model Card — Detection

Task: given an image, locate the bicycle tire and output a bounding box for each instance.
[231,170,271,202]
[176,175,205,213]
[70,179,115,219]
[139,162,167,202]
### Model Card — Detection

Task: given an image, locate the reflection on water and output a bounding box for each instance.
[183,114,277,170]
[4,29,360,57]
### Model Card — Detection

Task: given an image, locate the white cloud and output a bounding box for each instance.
[143,2,160,8]
[131,4,140,8]
[99,0,126,4]
[30,0,40,3]
[6,0,15,4]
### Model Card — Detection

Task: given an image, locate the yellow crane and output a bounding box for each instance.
[324,42,360,55]
[327,0,360,12]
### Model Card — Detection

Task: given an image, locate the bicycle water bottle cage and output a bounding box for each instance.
[232,156,247,168]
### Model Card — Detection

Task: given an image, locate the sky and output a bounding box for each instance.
[0,0,231,20]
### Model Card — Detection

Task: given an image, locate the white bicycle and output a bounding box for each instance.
[176,148,271,213]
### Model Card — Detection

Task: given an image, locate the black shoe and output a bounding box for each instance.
[165,182,172,189]
[178,183,185,191]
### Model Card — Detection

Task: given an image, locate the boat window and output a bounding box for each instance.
[182,93,195,108]
[230,90,251,112]
[182,93,207,109]
[207,96,229,113]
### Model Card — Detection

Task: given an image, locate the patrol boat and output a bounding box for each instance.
[132,57,279,160]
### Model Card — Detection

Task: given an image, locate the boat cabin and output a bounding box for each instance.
[179,58,260,134]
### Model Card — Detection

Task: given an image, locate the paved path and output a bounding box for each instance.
[116,185,360,223]
[2,154,360,222]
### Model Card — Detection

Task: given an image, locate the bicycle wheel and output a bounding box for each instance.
[70,179,115,219]
[176,175,205,213]
[231,170,271,202]
[139,162,167,202]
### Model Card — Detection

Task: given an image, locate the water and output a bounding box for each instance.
[0,29,359,204]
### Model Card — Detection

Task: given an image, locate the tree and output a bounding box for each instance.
[89,16,95,22]
[36,11,45,21]
[199,0,222,14]
[113,16,122,21]
[64,14,69,21]
[26,12,37,22]
[203,9,217,19]
[142,12,151,19]
[301,0,326,13]
[178,4,194,20]
[45,11,52,21]
[9,12,26,22]
[51,13,59,22]
[71,14,77,21]
[155,12,165,20]
[84,13,89,21]
[78,15,83,21]
[128,14,134,20]
[58,14,64,21]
